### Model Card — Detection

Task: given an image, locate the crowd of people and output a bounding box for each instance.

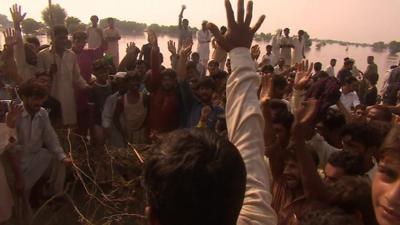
[0,1,400,225]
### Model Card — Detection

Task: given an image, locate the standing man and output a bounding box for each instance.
[211,26,228,70]
[259,45,276,68]
[197,21,212,67]
[365,56,378,76]
[326,58,337,77]
[103,17,121,67]
[292,30,305,65]
[87,15,103,49]
[178,5,192,52]
[280,28,294,67]
[37,25,89,126]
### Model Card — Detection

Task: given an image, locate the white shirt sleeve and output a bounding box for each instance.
[226,47,277,225]
[306,133,341,168]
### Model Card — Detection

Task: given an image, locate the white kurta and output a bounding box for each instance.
[292,37,305,65]
[271,35,281,60]
[87,27,103,49]
[0,123,15,223]
[37,48,88,125]
[280,36,293,66]
[104,28,121,66]
[197,30,212,66]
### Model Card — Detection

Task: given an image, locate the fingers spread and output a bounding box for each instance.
[244,1,253,26]
[225,0,235,28]
[250,15,265,33]
[237,0,245,24]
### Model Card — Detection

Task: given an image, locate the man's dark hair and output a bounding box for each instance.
[25,36,40,47]
[72,31,88,41]
[301,207,358,225]
[262,65,274,74]
[51,25,68,37]
[272,110,294,131]
[272,75,288,90]
[341,122,384,149]
[161,68,177,80]
[211,71,228,81]
[327,151,364,176]
[143,129,246,225]
[18,82,47,98]
[355,104,366,111]
[320,109,346,130]
[107,17,114,22]
[343,76,357,85]
[90,15,99,21]
[314,62,322,72]
[208,60,219,67]
[197,77,216,90]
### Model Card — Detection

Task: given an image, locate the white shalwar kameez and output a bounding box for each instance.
[293,37,305,65]
[197,30,212,67]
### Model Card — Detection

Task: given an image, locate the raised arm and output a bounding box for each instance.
[178,5,186,29]
[118,42,140,72]
[208,1,276,224]
[1,28,21,84]
[177,40,193,82]
[146,30,162,92]
[292,98,329,201]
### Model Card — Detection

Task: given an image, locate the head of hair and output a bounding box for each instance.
[320,109,346,131]
[25,36,40,47]
[143,129,246,225]
[314,62,322,71]
[378,126,400,162]
[51,25,68,38]
[90,15,99,21]
[341,122,384,149]
[262,65,274,74]
[272,75,288,90]
[161,68,177,80]
[197,77,216,90]
[18,81,47,98]
[208,60,219,67]
[355,104,367,111]
[72,31,88,41]
[271,109,294,131]
[92,59,109,72]
[327,151,364,176]
[125,70,142,82]
[269,99,289,115]
[107,17,114,22]
[301,207,358,225]
[342,76,357,86]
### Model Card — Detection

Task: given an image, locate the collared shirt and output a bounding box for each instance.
[37,48,88,125]
[87,27,103,49]
[227,47,277,225]
[340,91,360,111]
[326,65,335,77]
[262,52,277,66]
[14,108,66,162]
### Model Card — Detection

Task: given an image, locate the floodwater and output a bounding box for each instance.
[1,34,398,89]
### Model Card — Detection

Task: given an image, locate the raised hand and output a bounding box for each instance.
[147,30,158,47]
[3,28,17,46]
[292,98,318,142]
[6,101,23,128]
[179,39,193,58]
[200,105,212,123]
[126,42,138,54]
[251,44,260,60]
[167,40,177,55]
[293,60,313,90]
[207,0,265,52]
[260,73,274,105]
[9,4,26,25]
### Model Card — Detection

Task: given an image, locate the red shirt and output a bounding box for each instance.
[147,47,180,133]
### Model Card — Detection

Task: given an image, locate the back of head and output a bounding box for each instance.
[51,25,68,38]
[72,31,88,41]
[327,151,364,176]
[341,122,384,150]
[18,81,47,98]
[143,129,246,225]
[301,207,358,225]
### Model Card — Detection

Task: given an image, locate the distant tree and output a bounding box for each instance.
[65,16,86,33]
[372,41,387,52]
[255,32,272,42]
[388,41,400,55]
[21,18,45,34]
[100,18,147,35]
[41,4,67,27]
[303,31,312,48]
[0,14,12,28]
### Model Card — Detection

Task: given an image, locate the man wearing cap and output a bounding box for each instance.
[197,20,213,67]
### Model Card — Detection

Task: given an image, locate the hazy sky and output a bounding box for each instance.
[1,0,399,43]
